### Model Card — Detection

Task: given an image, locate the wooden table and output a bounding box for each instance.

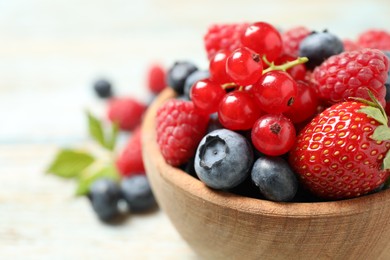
[1,0,389,259]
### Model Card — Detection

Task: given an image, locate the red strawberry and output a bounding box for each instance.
[281,26,311,57]
[357,29,390,51]
[289,98,390,200]
[312,48,389,106]
[116,127,145,177]
[107,97,147,131]
[147,63,166,95]
[156,99,208,166]
[204,23,249,60]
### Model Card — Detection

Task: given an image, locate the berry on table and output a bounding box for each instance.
[299,30,344,70]
[218,90,262,130]
[251,114,296,156]
[241,21,283,62]
[120,175,156,212]
[88,178,122,222]
[194,129,254,189]
[147,63,166,95]
[253,70,298,114]
[226,47,263,86]
[156,99,209,166]
[115,127,145,177]
[93,79,113,99]
[312,48,389,107]
[167,61,198,95]
[289,99,390,200]
[251,156,298,202]
[107,97,147,131]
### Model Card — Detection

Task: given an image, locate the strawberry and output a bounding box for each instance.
[289,94,390,200]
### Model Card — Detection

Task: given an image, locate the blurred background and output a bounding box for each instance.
[1,0,389,258]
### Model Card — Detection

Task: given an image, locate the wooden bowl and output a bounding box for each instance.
[142,88,390,260]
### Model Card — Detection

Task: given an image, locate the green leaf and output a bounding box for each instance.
[75,163,120,196]
[87,111,106,148]
[358,106,388,126]
[382,150,390,171]
[105,121,119,151]
[46,149,95,178]
[373,125,390,141]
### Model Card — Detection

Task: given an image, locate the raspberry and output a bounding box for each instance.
[204,23,248,60]
[116,127,146,177]
[357,29,390,51]
[107,97,147,131]
[312,48,389,106]
[281,26,311,56]
[156,99,208,166]
[147,64,166,95]
[342,39,361,52]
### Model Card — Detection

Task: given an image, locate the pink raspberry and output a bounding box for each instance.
[312,48,389,106]
[204,23,248,60]
[116,127,145,177]
[357,29,390,51]
[281,26,311,56]
[156,99,208,166]
[107,97,147,131]
[342,39,361,52]
[147,63,166,95]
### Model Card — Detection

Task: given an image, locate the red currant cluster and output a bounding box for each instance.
[191,21,318,157]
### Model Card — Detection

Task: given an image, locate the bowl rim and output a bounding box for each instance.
[144,88,390,219]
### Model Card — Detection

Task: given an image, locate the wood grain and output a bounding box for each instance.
[142,88,390,260]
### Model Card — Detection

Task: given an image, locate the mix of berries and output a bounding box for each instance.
[155,21,390,202]
[47,64,167,223]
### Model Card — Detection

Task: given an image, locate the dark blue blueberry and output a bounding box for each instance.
[167,61,198,95]
[88,178,121,222]
[383,51,390,101]
[93,79,113,99]
[251,156,298,202]
[120,175,157,212]
[194,129,254,190]
[299,30,344,70]
[183,70,210,99]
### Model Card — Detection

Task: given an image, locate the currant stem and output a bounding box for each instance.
[262,56,309,75]
[221,82,238,89]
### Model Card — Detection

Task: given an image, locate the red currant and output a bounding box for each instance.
[283,80,319,123]
[241,22,283,62]
[209,49,233,84]
[251,114,296,156]
[218,90,262,130]
[253,71,297,114]
[226,47,263,86]
[190,79,226,115]
[275,54,306,81]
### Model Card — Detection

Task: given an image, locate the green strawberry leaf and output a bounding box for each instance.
[373,125,390,141]
[358,106,388,126]
[46,149,95,178]
[86,111,119,151]
[75,163,120,196]
[87,111,106,148]
[382,150,390,171]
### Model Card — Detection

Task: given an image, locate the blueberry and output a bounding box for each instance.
[93,79,113,99]
[120,175,157,212]
[88,178,121,222]
[167,61,198,95]
[251,156,298,202]
[383,51,390,101]
[194,129,254,190]
[183,70,210,99]
[299,30,344,70]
